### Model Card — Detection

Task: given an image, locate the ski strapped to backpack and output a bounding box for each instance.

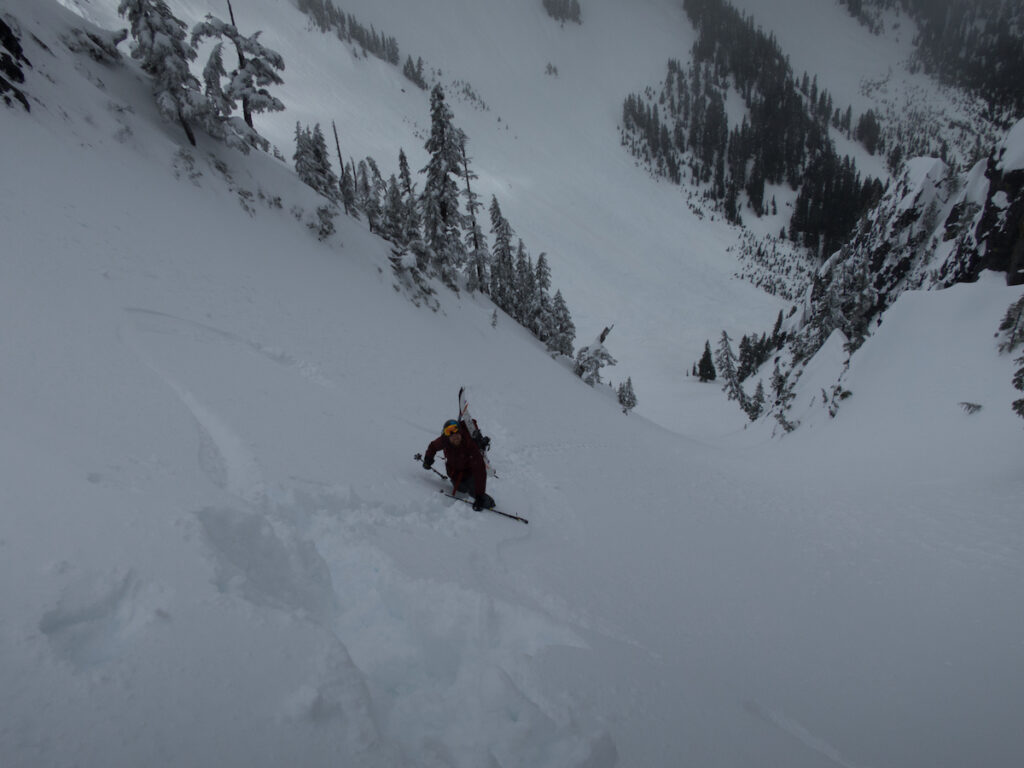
[459,386,496,477]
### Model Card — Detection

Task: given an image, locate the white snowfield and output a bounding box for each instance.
[1,1,1022,767]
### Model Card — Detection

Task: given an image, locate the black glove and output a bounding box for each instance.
[422,456,434,470]
[478,436,491,451]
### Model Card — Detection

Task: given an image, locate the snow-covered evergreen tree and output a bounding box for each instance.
[118,0,207,146]
[792,248,878,361]
[533,252,555,341]
[746,380,766,421]
[327,122,356,217]
[489,196,516,312]
[361,156,385,234]
[542,0,582,24]
[997,296,1024,421]
[548,289,576,357]
[714,330,744,405]
[402,55,427,89]
[194,41,262,153]
[459,138,488,293]
[199,42,230,124]
[420,84,465,288]
[397,149,423,253]
[997,295,1024,353]
[513,240,537,324]
[698,340,716,382]
[574,326,617,386]
[382,174,404,243]
[1013,355,1024,420]
[465,223,489,294]
[294,122,315,188]
[309,125,338,199]
[618,377,638,414]
[190,12,284,152]
[770,361,798,432]
[293,123,338,200]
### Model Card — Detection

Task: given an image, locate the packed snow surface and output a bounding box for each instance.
[2,1,1023,767]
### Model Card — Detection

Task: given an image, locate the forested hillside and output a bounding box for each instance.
[846,0,1024,119]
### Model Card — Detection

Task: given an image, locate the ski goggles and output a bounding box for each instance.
[443,422,459,436]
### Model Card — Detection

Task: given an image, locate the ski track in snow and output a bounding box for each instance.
[744,701,873,768]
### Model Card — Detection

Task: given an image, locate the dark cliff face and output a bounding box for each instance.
[846,158,950,306]
[1,17,31,111]
[977,154,1024,285]
[788,121,1024,364]
[845,122,1024,307]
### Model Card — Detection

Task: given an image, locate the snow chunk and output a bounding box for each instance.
[962,157,992,207]
[996,117,1024,173]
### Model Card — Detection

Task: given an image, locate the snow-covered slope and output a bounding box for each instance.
[59,0,796,433]
[2,1,1023,767]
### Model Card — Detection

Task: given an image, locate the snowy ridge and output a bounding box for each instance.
[762,118,1024,431]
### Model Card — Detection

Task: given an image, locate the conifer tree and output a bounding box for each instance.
[489,196,515,312]
[513,240,537,324]
[293,123,338,200]
[771,309,785,346]
[420,84,465,287]
[332,122,357,217]
[191,11,284,150]
[363,156,385,233]
[199,42,231,127]
[1013,355,1024,420]
[397,149,422,250]
[402,55,427,89]
[548,290,576,357]
[997,296,1024,353]
[294,122,316,187]
[459,137,488,293]
[382,174,404,243]
[770,361,797,432]
[698,340,716,382]
[618,377,638,414]
[715,330,745,406]
[575,326,617,386]
[119,0,206,146]
[311,124,338,199]
[533,253,554,341]
[746,380,765,421]
[737,335,753,381]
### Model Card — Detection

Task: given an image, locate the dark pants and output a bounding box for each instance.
[453,473,493,507]
[453,472,478,495]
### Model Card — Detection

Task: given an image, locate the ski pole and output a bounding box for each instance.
[413,453,449,482]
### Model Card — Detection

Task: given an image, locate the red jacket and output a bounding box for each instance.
[424,421,487,496]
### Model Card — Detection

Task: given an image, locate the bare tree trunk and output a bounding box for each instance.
[178,109,197,146]
[331,121,349,214]
[459,141,481,255]
[226,0,252,128]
